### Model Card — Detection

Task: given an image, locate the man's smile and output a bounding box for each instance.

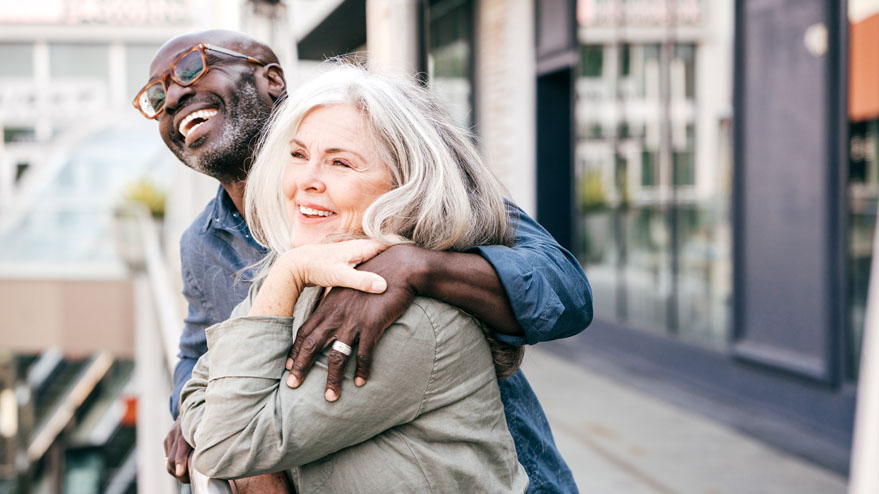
[173,104,222,146]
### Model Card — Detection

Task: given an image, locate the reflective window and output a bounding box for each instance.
[0,43,33,77]
[49,43,109,79]
[575,0,732,348]
[125,44,162,102]
[428,0,473,129]
[846,2,879,380]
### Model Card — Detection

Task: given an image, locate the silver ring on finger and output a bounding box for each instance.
[331,340,353,357]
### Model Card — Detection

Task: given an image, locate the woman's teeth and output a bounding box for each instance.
[299,205,333,217]
[179,109,218,137]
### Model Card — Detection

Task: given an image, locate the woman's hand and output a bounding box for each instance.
[249,239,389,317]
[286,239,390,293]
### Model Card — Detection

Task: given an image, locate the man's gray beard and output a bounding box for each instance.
[179,79,269,183]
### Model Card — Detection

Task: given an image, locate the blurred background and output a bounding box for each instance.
[0,0,877,492]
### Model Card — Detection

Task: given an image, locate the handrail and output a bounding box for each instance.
[26,352,114,461]
[850,206,879,493]
[131,206,231,494]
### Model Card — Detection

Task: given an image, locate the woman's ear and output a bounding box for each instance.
[263,63,287,100]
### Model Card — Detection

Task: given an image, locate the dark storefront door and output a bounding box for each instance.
[733,0,846,383]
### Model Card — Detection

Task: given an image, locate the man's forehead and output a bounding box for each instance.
[149,33,240,76]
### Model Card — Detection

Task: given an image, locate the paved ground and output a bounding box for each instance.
[522,347,849,494]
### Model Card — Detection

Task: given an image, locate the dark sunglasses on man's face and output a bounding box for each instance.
[132,43,267,119]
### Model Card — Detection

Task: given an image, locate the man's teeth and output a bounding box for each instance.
[179,109,218,137]
[299,205,333,217]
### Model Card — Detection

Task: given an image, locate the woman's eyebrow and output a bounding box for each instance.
[290,138,366,162]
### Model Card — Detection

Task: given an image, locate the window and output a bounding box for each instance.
[0,43,33,78]
[125,44,162,102]
[49,43,109,79]
[580,45,603,78]
[575,0,731,348]
[428,0,474,130]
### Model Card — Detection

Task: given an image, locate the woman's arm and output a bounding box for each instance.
[179,299,443,479]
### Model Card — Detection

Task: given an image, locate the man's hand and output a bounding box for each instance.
[285,245,423,401]
[163,416,193,483]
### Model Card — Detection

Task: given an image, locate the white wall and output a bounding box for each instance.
[476,0,537,216]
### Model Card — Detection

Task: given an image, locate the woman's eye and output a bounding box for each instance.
[290,151,306,159]
[332,159,351,168]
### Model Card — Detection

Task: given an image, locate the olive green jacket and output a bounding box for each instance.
[180,285,528,493]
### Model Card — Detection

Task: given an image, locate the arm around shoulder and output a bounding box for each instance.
[472,205,593,345]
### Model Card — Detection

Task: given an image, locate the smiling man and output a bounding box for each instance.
[139,30,593,493]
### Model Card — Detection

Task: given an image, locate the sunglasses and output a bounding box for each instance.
[132,43,267,119]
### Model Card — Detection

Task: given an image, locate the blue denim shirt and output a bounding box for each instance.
[172,186,593,493]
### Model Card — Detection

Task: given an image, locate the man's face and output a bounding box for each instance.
[147,37,273,183]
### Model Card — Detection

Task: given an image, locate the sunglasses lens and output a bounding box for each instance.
[139,83,165,117]
[174,50,205,85]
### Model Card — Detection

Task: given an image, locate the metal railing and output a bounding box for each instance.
[129,206,231,494]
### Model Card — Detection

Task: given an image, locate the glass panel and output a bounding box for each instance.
[125,44,162,100]
[846,1,879,381]
[0,43,33,77]
[428,0,473,129]
[49,43,109,79]
[580,45,604,77]
[575,0,731,348]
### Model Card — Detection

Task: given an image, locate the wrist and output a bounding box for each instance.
[275,251,306,292]
[406,247,443,297]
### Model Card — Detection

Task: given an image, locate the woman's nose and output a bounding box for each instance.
[293,161,326,193]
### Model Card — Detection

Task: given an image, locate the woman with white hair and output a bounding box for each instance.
[178,64,529,492]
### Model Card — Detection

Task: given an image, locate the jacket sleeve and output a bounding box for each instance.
[471,204,593,346]
[178,299,439,479]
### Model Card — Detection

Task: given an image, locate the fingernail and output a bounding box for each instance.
[371,279,387,292]
[286,358,293,370]
[176,465,185,476]
[287,374,299,388]
[355,377,366,387]
[325,389,337,401]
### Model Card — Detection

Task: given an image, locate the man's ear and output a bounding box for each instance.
[263,63,286,100]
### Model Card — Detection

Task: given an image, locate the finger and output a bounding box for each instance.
[175,435,192,482]
[288,315,318,370]
[338,239,390,265]
[324,340,352,401]
[327,265,387,293]
[163,430,173,456]
[288,329,333,388]
[166,437,178,476]
[353,339,376,387]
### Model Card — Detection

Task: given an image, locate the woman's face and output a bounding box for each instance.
[283,104,393,247]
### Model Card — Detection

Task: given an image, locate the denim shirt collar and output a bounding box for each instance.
[202,185,267,253]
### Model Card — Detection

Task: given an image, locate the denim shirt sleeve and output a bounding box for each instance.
[471,204,593,346]
[169,229,215,418]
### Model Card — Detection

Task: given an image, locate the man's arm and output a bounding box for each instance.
[286,204,593,399]
[470,204,593,345]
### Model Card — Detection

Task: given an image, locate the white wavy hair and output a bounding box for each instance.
[244,63,512,267]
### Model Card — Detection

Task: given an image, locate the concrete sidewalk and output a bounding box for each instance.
[522,348,848,494]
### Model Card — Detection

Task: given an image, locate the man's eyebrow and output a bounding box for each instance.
[289,138,366,162]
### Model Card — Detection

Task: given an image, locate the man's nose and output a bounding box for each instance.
[163,78,195,114]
